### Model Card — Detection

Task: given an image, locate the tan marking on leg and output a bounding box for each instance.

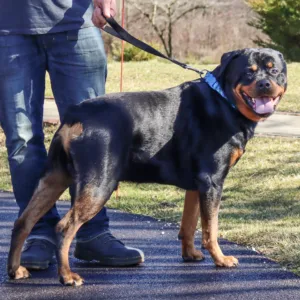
[56,186,107,286]
[7,170,70,279]
[59,123,83,153]
[11,266,31,280]
[57,209,83,286]
[7,225,32,279]
[178,191,204,261]
[229,148,244,167]
[201,203,238,267]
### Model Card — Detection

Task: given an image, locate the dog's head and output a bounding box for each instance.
[212,48,287,122]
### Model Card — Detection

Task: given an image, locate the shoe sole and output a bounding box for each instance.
[74,249,144,267]
[21,257,56,270]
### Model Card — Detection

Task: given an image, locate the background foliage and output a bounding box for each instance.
[247,0,300,62]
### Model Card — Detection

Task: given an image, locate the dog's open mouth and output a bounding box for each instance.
[241,92,281,115]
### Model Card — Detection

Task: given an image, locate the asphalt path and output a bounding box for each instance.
[1,192,300,300]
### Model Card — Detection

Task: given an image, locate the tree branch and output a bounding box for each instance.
[129,1,170,55]
[172,5,206,24]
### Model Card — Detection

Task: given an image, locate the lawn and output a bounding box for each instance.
[45,59,300,113]
[2,59,300,275]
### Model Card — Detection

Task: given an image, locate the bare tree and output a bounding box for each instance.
[128,0,207,58]
[109,0,265,63]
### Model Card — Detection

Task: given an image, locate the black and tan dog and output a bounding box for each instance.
[7,48,287,286]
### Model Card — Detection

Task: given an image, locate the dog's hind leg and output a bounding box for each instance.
[178,191,204,261]
[55,137,123,286]
[7,169,71,279]
[56,182,116,286]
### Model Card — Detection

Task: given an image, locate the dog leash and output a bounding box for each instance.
[102,17,236,109]
[102,17,205,76]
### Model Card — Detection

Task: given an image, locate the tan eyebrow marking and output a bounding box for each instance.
[266,61,274,68]
[250,65,258,72]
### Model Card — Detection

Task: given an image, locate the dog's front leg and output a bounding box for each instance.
[198,175,238,268]
[178,190,204,261]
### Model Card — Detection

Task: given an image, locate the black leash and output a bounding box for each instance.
[102,17,204,76]
[102,17,237,110]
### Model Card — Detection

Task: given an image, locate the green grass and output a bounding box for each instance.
[46,60,300,112]
[282,63,300,113]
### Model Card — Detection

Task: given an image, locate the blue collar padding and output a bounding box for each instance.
[203,72,237,110]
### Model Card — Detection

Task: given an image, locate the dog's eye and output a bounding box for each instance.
[246,70,255,77]
[271,68,279,75]
[246,65,258,77]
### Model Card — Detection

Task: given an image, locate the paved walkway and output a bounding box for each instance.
[1,192,300,299]
[44,100,300,137]
[256,113,300,137]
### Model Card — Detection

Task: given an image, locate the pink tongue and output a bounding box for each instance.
[254,97,274,114]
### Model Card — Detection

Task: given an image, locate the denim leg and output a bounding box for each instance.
[45,27,109,241]
[0,35,60,243]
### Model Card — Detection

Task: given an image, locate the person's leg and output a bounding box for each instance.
[0,35,60,268]
[47,27,144,265]
[46,27,109,240]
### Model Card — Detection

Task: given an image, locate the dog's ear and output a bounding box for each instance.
[212,50,242,79]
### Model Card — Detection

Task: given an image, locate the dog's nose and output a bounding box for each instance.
[256,79,272,91]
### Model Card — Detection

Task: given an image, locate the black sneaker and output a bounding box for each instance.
[74,231,144,266]
[21,239,56,270]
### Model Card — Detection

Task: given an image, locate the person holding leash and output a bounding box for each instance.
[0,0,144,269]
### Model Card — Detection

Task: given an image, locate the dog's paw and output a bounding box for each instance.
[215,255,239,268]
[182,248,205,262]
[8,265,31,280]
[59,272,84,286]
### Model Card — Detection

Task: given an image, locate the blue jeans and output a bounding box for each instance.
[0,27,109,244]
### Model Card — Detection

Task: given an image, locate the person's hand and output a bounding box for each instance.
[92,0,117,28]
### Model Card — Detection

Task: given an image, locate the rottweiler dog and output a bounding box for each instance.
[8,48,287,286]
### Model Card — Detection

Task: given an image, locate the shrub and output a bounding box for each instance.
[247,0,300,62]
[111,41,157,62]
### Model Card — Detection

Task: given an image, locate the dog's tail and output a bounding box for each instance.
[47,130,70,176]
[47,122,83,175]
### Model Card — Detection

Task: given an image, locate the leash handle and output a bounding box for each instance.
[102,17,204,76]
